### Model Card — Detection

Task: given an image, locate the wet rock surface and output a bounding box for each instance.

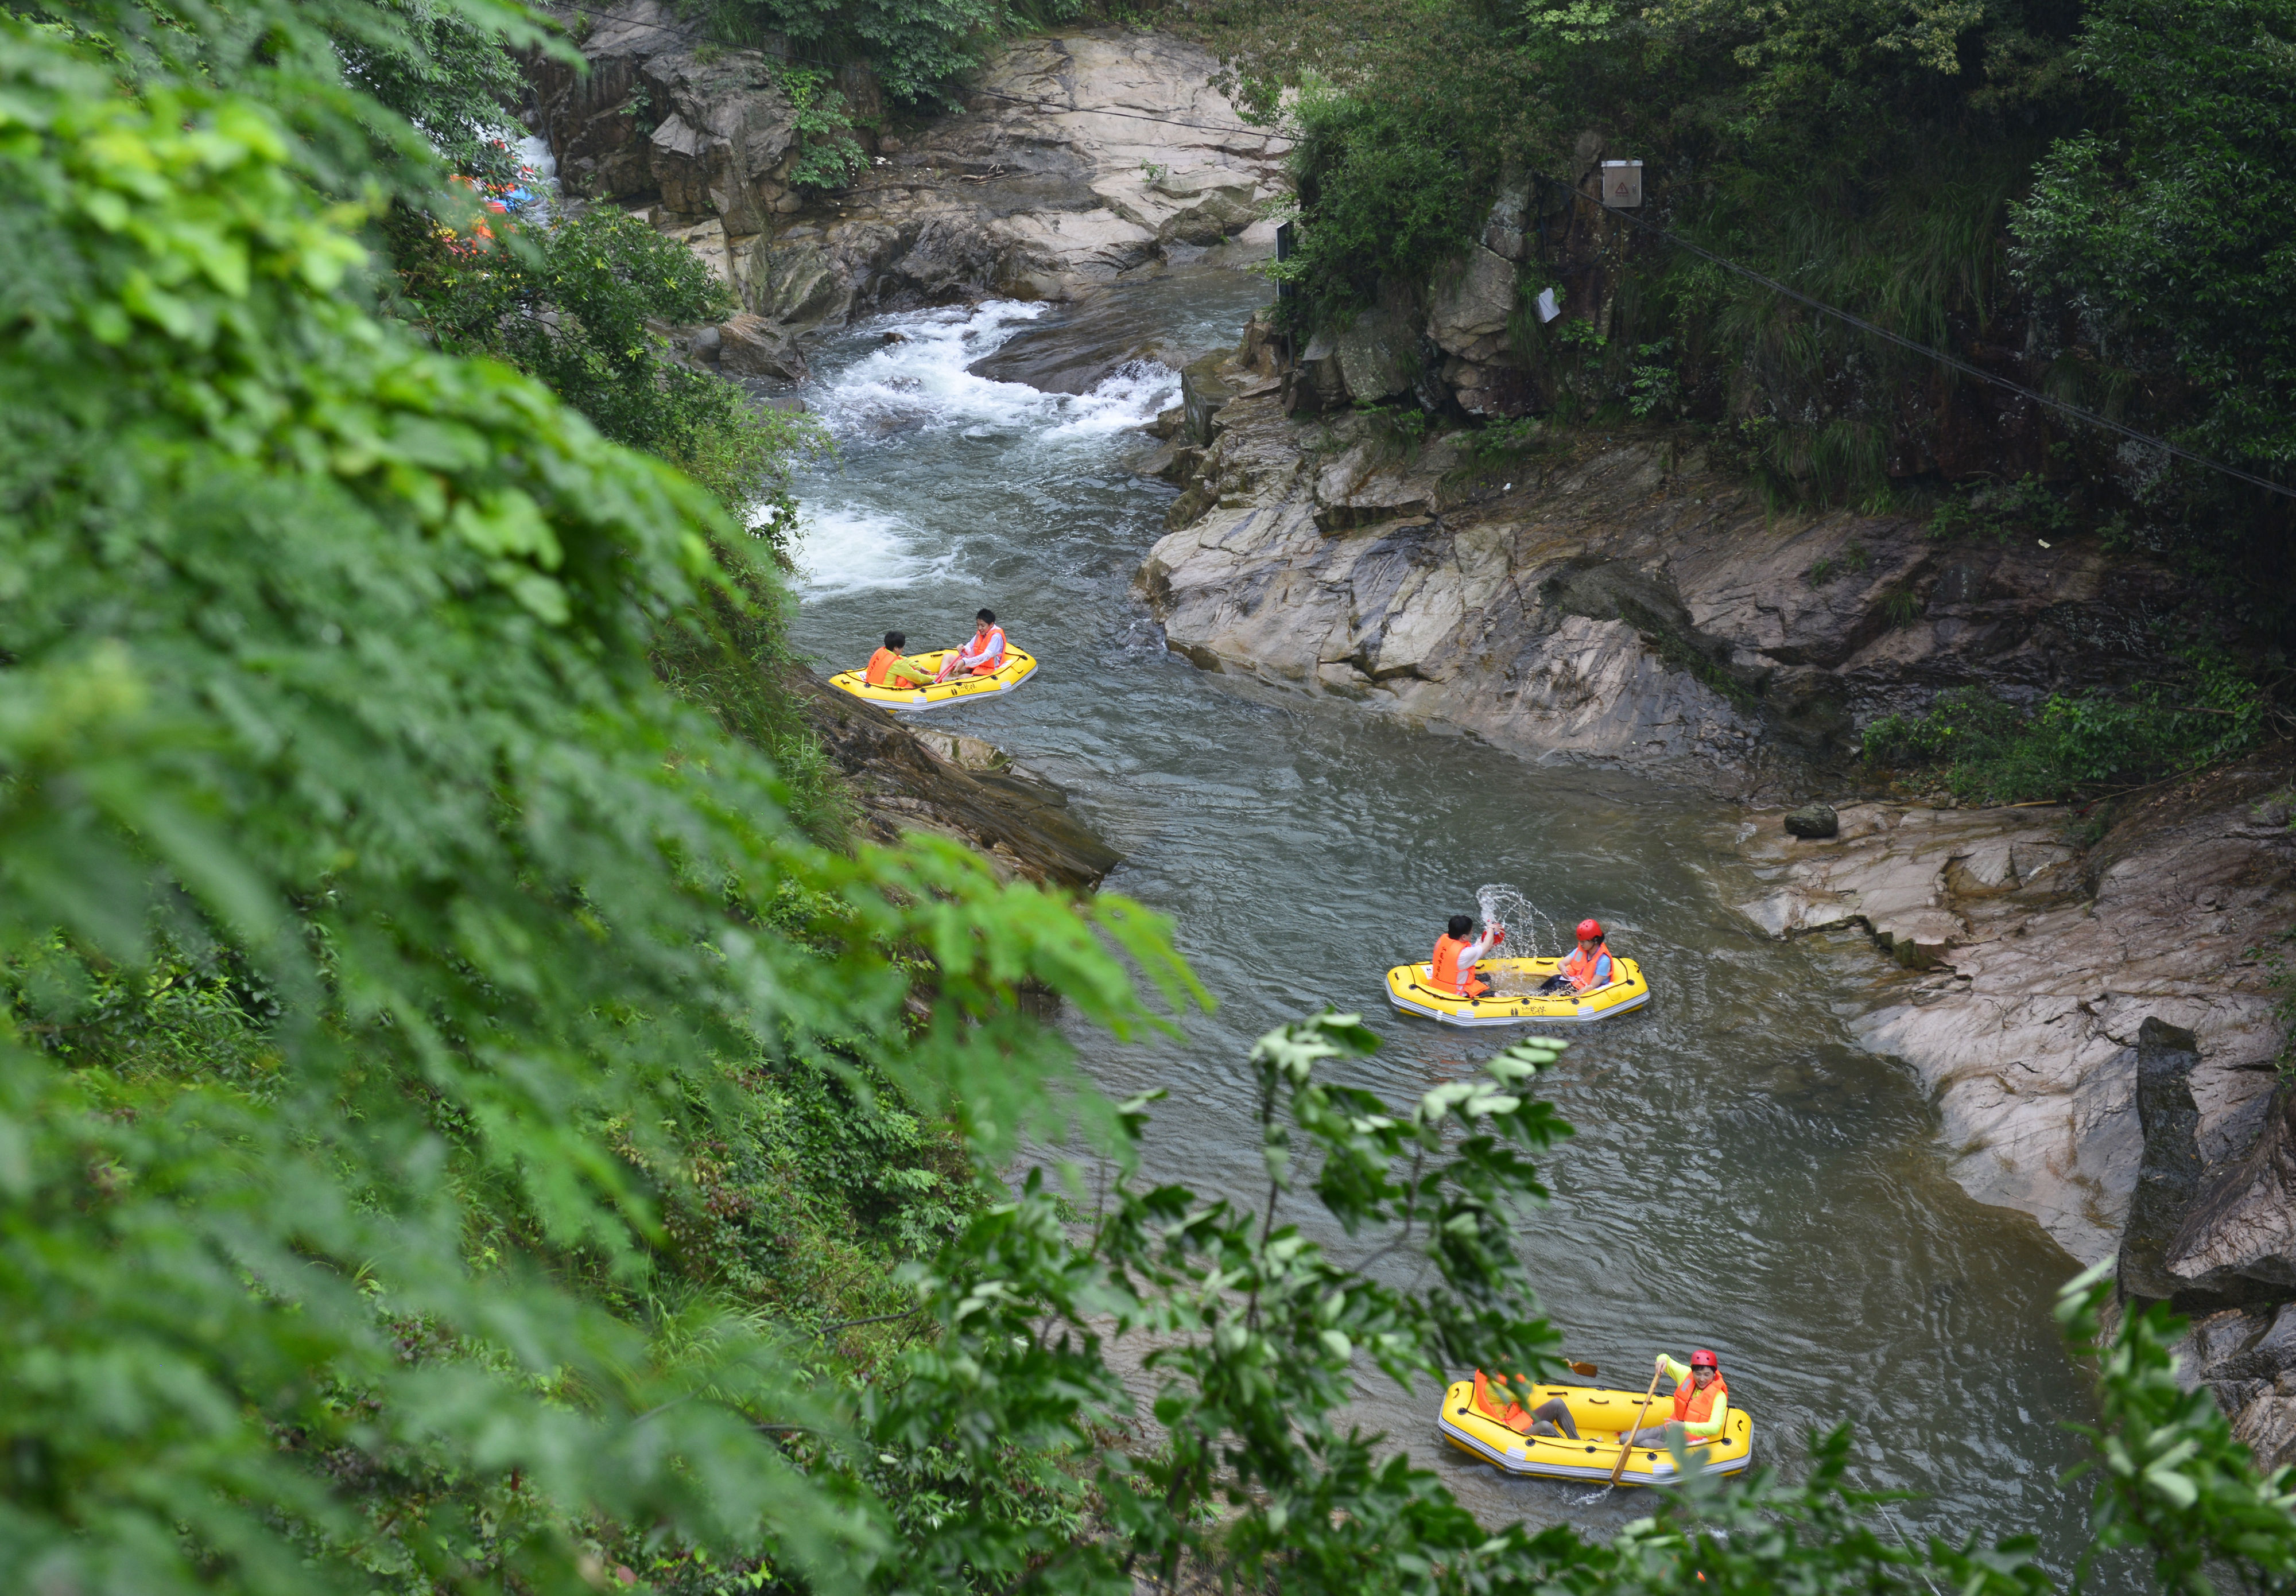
[529,11,1290,344]
[1729,759,2296,1456]
[792,671,1122,891]
[1732,759,2296,1263]
[1134,331,2188,790]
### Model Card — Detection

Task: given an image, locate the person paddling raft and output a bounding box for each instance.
[1431,913,1505,999]
[863,631,934,689]
[1538,919,1614,995]
[1618,1349,1729,1449]
[935,608,1007,682]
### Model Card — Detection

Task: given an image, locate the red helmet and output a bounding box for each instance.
[1689,1349,1720,1369]
[1576,919,1604,941]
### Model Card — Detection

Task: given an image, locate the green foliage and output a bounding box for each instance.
[1275,82,1490,332]
[26,0,2296,1590]
[2058,1260,2296,1595]
[1930,472,2074,542]
[392,205,830,537]
[0,12,1194,1590]
[2011,0,2296,481]
[778,63,871,189]
[1860,654,2270,802]
[685,0,1025,105]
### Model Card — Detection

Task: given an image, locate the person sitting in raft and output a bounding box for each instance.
[1617,1349,1729,1449]
[864,631,936,689]
[1472,1370,1581,1439]
[1431,914,1506,999]
[1537,919,1614,995]
[935,608,1007,682]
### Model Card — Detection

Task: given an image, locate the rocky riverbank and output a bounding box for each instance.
[1727,762,2296,1454]
[793,671,1120,891]
[1133,324,2190,795]
[526,3,1289,380]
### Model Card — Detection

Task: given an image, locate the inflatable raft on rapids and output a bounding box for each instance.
[1438,1378,1754,1485]
[1384,957,1650,1026]
[826,647,1038,713]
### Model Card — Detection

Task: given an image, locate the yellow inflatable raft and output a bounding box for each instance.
[1437,1378,1754,1486]
[1385,956,1650,1027]
[827,647,1039,713]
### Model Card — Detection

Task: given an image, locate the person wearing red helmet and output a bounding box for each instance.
[1538,919,1614,994]
[1618,1349,1729,1447]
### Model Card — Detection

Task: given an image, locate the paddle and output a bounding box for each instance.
[1608,1359,1667,1486]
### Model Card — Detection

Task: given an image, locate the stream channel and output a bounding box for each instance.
[775,266,2120,1577]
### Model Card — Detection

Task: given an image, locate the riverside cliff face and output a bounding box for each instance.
[1728,768,2296,1459]
[1135,348,2183,792]
[529,3,1289,366]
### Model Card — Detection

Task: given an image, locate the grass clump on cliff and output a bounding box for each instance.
[1860,653,2274,803]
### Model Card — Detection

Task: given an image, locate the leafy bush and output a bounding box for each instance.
[392,204,830,537]
[1861,655,2271,802]
[685,0,1062,104]
[0,12,1188,1589]
[1273,83,1490,332]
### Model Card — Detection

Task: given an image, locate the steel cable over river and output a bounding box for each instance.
[773,265,2131,1582]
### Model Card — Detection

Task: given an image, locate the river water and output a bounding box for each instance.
[776,268,2117,1578]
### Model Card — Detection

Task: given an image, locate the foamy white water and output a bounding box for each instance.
[787,502,956,597]
[805,301,1178,472]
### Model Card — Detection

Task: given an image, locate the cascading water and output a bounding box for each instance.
[767,267,2139,1586]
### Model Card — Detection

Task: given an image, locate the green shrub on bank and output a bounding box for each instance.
[1860,655,2269,802]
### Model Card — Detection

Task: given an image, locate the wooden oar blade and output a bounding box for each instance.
[1568,1360,1598,1377]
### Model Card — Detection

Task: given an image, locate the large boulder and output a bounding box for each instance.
[1285,329,1349,414]
[1181,353,1234,447]
[1331,293,1422,405]
[640,47,800,232]
[2167,1083,2296,1295]
[716,312,808,381]
[752,240,851,335]
[1783,803,1839,838]
[1428,247,1516,357]
[530,0,701,201]
[1147,170,1260,245]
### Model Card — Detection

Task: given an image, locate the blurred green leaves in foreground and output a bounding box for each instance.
[6,0,2296,1592]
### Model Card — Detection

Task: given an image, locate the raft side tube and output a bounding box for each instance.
[1384,957,1650,1027]
[827,647,1040,713]
[1436,1378,1752,1485]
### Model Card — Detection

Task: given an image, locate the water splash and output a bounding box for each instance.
[1475,883,1560,961]
[1473,884,1563,999]
[785,501,957,597]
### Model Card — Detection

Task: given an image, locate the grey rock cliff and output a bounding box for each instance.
[1136,336,2190,790]
[1728,760,2296,1263]
[528,15,1290,342]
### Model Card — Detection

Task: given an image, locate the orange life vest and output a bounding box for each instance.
[968,625,1006,674]
[864,646,903,686]
[1673,1370,1727,1427]
[1431,934,1488,997]
[1560,944,1609,991]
